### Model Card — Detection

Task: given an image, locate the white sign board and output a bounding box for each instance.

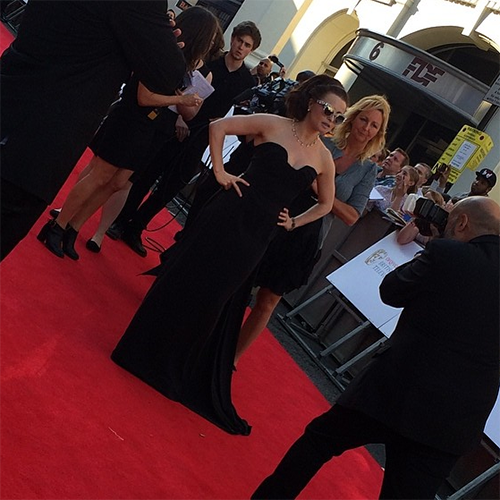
[326,232,421,334]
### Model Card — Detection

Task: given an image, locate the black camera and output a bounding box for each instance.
[235,77,297,116]
[413,198,449,236]
[268,54,284,69]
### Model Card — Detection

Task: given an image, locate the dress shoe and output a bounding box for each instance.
[37,219,65,258]
[106,222,124,240]
[122,229,147,257]
[86,238,101,253]
[62,225,79,260]
[49,208,61,218]
[173,228,184,242]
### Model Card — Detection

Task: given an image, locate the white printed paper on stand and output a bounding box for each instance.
[377,314,399,338]
[326,232,421,332]
[484,393,500,448]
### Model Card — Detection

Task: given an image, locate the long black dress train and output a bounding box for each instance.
[111,142,318,435]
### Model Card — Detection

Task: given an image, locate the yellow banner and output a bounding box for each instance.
[433,126,494,184]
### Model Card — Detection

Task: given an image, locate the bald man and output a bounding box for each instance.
[250,57,273,85]
[253,196,500,500]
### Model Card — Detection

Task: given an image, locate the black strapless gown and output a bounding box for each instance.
[111,142,317,435]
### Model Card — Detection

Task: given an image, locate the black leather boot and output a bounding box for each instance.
[122,228,147,257]
[37,219,65,258]
[106,221,125,240]
[62,225,80,260]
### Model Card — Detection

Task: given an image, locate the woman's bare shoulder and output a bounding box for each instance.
[318,142,335,170]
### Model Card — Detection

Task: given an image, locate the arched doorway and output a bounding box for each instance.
[286,11,358,79]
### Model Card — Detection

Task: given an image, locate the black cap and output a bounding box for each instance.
[476,168,497,188]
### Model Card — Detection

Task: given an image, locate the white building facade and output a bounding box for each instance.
[214,0,500,200]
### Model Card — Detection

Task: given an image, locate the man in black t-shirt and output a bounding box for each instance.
[0,0,186,261]
[114,21,261,257]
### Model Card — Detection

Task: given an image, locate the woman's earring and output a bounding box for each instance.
[307,107,311,112]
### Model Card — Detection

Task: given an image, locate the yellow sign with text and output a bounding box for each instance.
[433,126,493,184]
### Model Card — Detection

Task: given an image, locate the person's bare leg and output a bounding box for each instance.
[69,168,133,231]
[50,162,95,212]
[54,156,118,230]
[235,287,282,366]
[90,182,132,247]
[75,162,94,183]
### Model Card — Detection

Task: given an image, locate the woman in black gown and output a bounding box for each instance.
[111,76,344,435]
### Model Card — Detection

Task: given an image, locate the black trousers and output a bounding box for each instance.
[121,125,209,233]
[1,178,47,261]
[252,405,459,500]
[116,138,182,228]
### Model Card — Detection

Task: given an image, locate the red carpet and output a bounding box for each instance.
[1,22,383,499]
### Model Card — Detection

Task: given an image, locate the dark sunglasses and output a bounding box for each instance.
[316,100,345,124]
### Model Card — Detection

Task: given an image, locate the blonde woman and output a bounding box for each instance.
[235,94,391,365]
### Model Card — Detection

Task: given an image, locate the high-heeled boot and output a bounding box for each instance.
[62,224,80,260]
[37,219,65,258]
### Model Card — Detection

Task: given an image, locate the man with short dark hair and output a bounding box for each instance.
[374,148,410,188]
[414,162,432,195]
[252,196,500,500]
[0,0,186,261]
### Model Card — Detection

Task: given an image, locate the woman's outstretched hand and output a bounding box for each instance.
[214,171,250,197]
[277,208,295,231]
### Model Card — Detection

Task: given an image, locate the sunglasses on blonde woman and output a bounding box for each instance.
[316,99,345,125]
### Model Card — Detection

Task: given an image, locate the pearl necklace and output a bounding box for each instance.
[291,120,319,148]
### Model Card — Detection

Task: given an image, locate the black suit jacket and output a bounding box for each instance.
[1,0,185,203]
[338,235,500,455]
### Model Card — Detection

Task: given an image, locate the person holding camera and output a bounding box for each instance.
[253,195,500,500]
[396,189,446,245]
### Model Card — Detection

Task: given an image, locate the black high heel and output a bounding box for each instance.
[62,225,79,260]
[37,219,65,258]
